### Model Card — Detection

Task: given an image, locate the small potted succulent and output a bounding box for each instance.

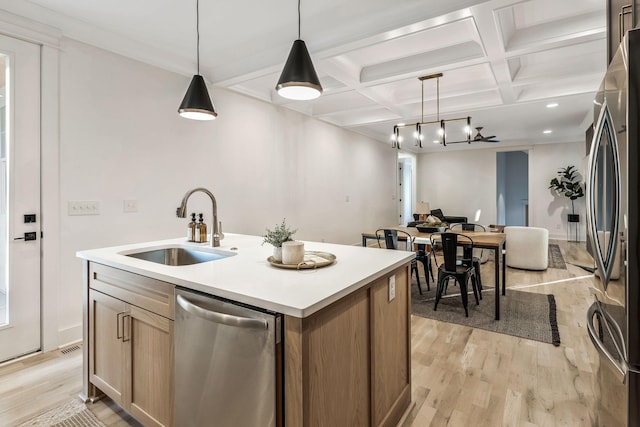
[263,218,297,262]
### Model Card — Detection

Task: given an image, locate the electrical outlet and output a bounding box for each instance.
[123,199,138,213]
[388,275,396,302]
[68,200,100,216]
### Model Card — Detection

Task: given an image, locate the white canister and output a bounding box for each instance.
[282,241,305,265]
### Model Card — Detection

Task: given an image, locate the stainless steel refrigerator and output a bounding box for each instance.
[586,27,640,426]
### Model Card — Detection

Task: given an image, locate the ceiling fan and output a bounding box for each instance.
[473,127,500,143]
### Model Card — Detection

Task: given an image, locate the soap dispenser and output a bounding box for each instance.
[195,213,207,243]
[187,213,197,242]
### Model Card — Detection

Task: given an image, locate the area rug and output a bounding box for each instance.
[18,398,106,427]
[411,283,561,346]
[548,244,567,269]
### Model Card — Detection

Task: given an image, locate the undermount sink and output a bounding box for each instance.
[124,246,235,266]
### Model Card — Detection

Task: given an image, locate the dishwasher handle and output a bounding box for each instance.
[176,294,269,330]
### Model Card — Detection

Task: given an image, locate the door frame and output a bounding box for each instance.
[397,153,417,226]
[0,16,63,354]
[496,150,530,227]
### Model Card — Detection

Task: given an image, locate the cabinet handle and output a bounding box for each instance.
[116,311,125,339]
[619,4,633,43]
[122,314,131,342]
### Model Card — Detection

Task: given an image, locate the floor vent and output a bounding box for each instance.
[61,345,81,355]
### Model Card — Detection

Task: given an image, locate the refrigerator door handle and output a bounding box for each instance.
[587,303,628,383]
[585,102,621,287]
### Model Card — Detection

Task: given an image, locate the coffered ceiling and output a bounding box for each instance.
[6,0,606,152]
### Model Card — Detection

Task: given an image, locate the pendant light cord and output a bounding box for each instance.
[298,0,301,39]
[421,79,424,122]
[196,0,200,74]
[436,76,440,121]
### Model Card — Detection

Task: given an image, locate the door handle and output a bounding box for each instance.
[14,232,37,241]
[587,303,627,383]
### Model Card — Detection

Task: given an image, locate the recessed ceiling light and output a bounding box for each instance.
[543,130,552,134]
[546,103,559,108]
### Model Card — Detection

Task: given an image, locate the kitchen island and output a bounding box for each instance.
[78,233,414,427]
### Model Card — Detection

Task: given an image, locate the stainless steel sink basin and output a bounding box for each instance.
[124,246,235,266]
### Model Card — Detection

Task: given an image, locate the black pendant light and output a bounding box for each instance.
[275,0,323,100]
[178,0,217,120]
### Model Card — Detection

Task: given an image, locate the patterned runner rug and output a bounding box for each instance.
[18,398,106,427]
[548,243,567,269]
[411,283,560,346]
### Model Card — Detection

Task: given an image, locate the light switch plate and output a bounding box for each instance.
[123,199,138,213]
[68,200,100,216]
[388,275,396,302]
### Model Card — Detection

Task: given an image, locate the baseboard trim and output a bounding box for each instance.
[58,324,82,348]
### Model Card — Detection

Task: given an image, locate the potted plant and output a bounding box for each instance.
[263,218,297,261]
[549,165,585,222]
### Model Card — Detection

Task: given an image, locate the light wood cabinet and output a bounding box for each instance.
[82,259,411,427]
[88,289,126,404]
[284,264,411,426]
[371,267,411,427]
[86,263,174,427]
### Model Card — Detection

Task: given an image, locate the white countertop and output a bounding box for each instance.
[77,233,414,318]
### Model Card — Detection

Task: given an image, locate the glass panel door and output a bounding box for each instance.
[0,34,41,362]
[0,54,6,326]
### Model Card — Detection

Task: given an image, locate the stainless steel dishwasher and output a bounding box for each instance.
[175,287,282,427]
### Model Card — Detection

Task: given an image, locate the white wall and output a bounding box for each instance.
[530,142,587,240]
[55,39,397,345]
[416,149,498,225]
[416,142,586,239]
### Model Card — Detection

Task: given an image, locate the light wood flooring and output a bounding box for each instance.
[404,239,599,426]
[0,240,599,426]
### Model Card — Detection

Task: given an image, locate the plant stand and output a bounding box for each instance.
[567,214,580,242]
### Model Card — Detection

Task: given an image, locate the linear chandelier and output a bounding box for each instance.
[391,73,471,149]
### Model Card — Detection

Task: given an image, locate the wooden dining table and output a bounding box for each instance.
[362,227,507,320]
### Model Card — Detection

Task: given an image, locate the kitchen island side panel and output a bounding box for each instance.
[283,264,411,427]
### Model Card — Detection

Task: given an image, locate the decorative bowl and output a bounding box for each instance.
[416,224,447,233]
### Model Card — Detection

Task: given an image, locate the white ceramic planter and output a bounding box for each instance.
[272,246,282,262]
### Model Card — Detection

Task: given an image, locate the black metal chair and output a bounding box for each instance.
[375,229,424,294]
[430,232,480,317]
[414,244,434,290]
[448,223,485,297]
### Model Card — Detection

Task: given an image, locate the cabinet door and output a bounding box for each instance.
[89,289,126,405]
[124,304,174,427]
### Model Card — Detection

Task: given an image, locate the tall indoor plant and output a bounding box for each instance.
[549,165,585,221]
